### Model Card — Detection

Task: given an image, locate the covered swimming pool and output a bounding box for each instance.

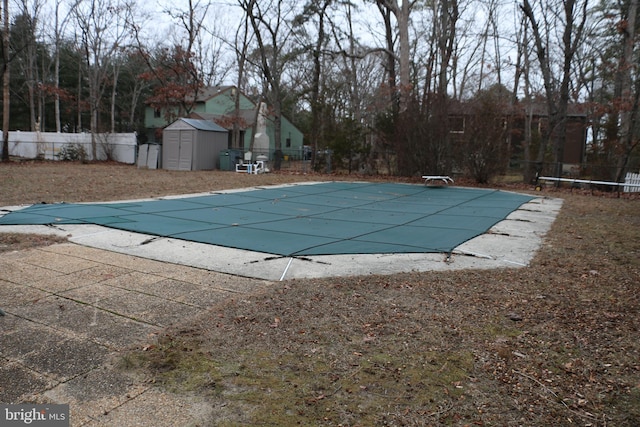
[0,182,535,257]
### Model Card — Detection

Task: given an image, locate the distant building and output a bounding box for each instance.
[447,99,588,171]
[144,85,304,159]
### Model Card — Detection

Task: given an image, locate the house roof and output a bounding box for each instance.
[194,86,244,104]
[153,86,300,134]
[178,118,228,132]
[188,111,256,129]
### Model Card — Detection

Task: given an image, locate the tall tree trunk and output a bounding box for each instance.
[377,0,411,111]
[85,38,98,159]
[615,0,638,182]
[54,7,61,132]
[2,0,9,161]
[53,0,77,133]
[111,61,120,133]
[242,0,289,170]
[248,94,263,154]
[271,109,283,171]
[377,3,397,113]
[233,9,250,149]
[310,1,330,169]
[76,57,82,133]
[522,0,588,180]
[518,18,536,183]
[478,10,491,92]
[232,84,242,149]
[521,0,557,174]
[397,0,410,110]
[436,0,458,175]
[27,44,37,131]
[552,0,580,179]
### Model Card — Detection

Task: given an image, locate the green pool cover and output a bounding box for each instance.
[0,182,534,256]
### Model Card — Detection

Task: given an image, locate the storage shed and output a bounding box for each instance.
[162,118,228,171]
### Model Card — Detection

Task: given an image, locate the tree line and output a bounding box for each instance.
[1,0,638,183]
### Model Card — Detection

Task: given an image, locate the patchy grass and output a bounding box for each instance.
[0,232,68,253]
[2,161,639,425]
[0,160,337,206]
[131,291,479,426]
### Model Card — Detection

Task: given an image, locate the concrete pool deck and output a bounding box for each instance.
[0,182,563,281]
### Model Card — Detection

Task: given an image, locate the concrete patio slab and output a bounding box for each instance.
[0,242,271,425]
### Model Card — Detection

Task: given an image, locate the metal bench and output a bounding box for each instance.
[236,160,266,174]
[235,151,266,174]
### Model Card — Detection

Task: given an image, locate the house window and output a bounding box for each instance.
[449,116,465,133]
[154,108,161,118]
[228,130,245,149]
[286,137,291,148]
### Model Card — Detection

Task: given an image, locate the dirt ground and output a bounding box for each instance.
[1,161,639,426]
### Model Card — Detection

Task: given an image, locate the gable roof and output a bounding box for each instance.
[194,86,249,104]
[188,111,255,129]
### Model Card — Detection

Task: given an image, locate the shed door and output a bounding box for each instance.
[164,131,181,170]
[178,130,194,171]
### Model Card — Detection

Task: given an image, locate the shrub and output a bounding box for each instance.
[55,143,87,162]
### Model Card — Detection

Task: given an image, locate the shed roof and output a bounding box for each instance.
[173,118,228,132]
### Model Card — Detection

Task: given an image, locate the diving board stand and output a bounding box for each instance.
[422,175,454,186]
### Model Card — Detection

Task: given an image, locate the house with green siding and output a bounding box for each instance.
[144,86,305,160]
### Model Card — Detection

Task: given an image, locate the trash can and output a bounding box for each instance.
[219,150,231,171]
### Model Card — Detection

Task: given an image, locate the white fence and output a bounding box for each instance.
[5,131,137,164]
[539,173,640,192]
[625,172,640,192]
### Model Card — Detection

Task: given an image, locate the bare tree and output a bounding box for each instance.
[127,54,149,130]
[238,0,298,170]
[521,0,589,179]
[109,51,122,133]
[475,0,504,92]
[13,0,43,131]
[614,0,639,182]
[292,0,333,167]
[231,6,252,149]
[375,0,413,112]
[374,0,398,113]
[422,0,459,175]
[2,0,9,161]
[74,0,135,158]
[459,85,510,183]
[512,12,539,183]
[165,0,230,88]
[51,0,80,132]
[449,11,478,100]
